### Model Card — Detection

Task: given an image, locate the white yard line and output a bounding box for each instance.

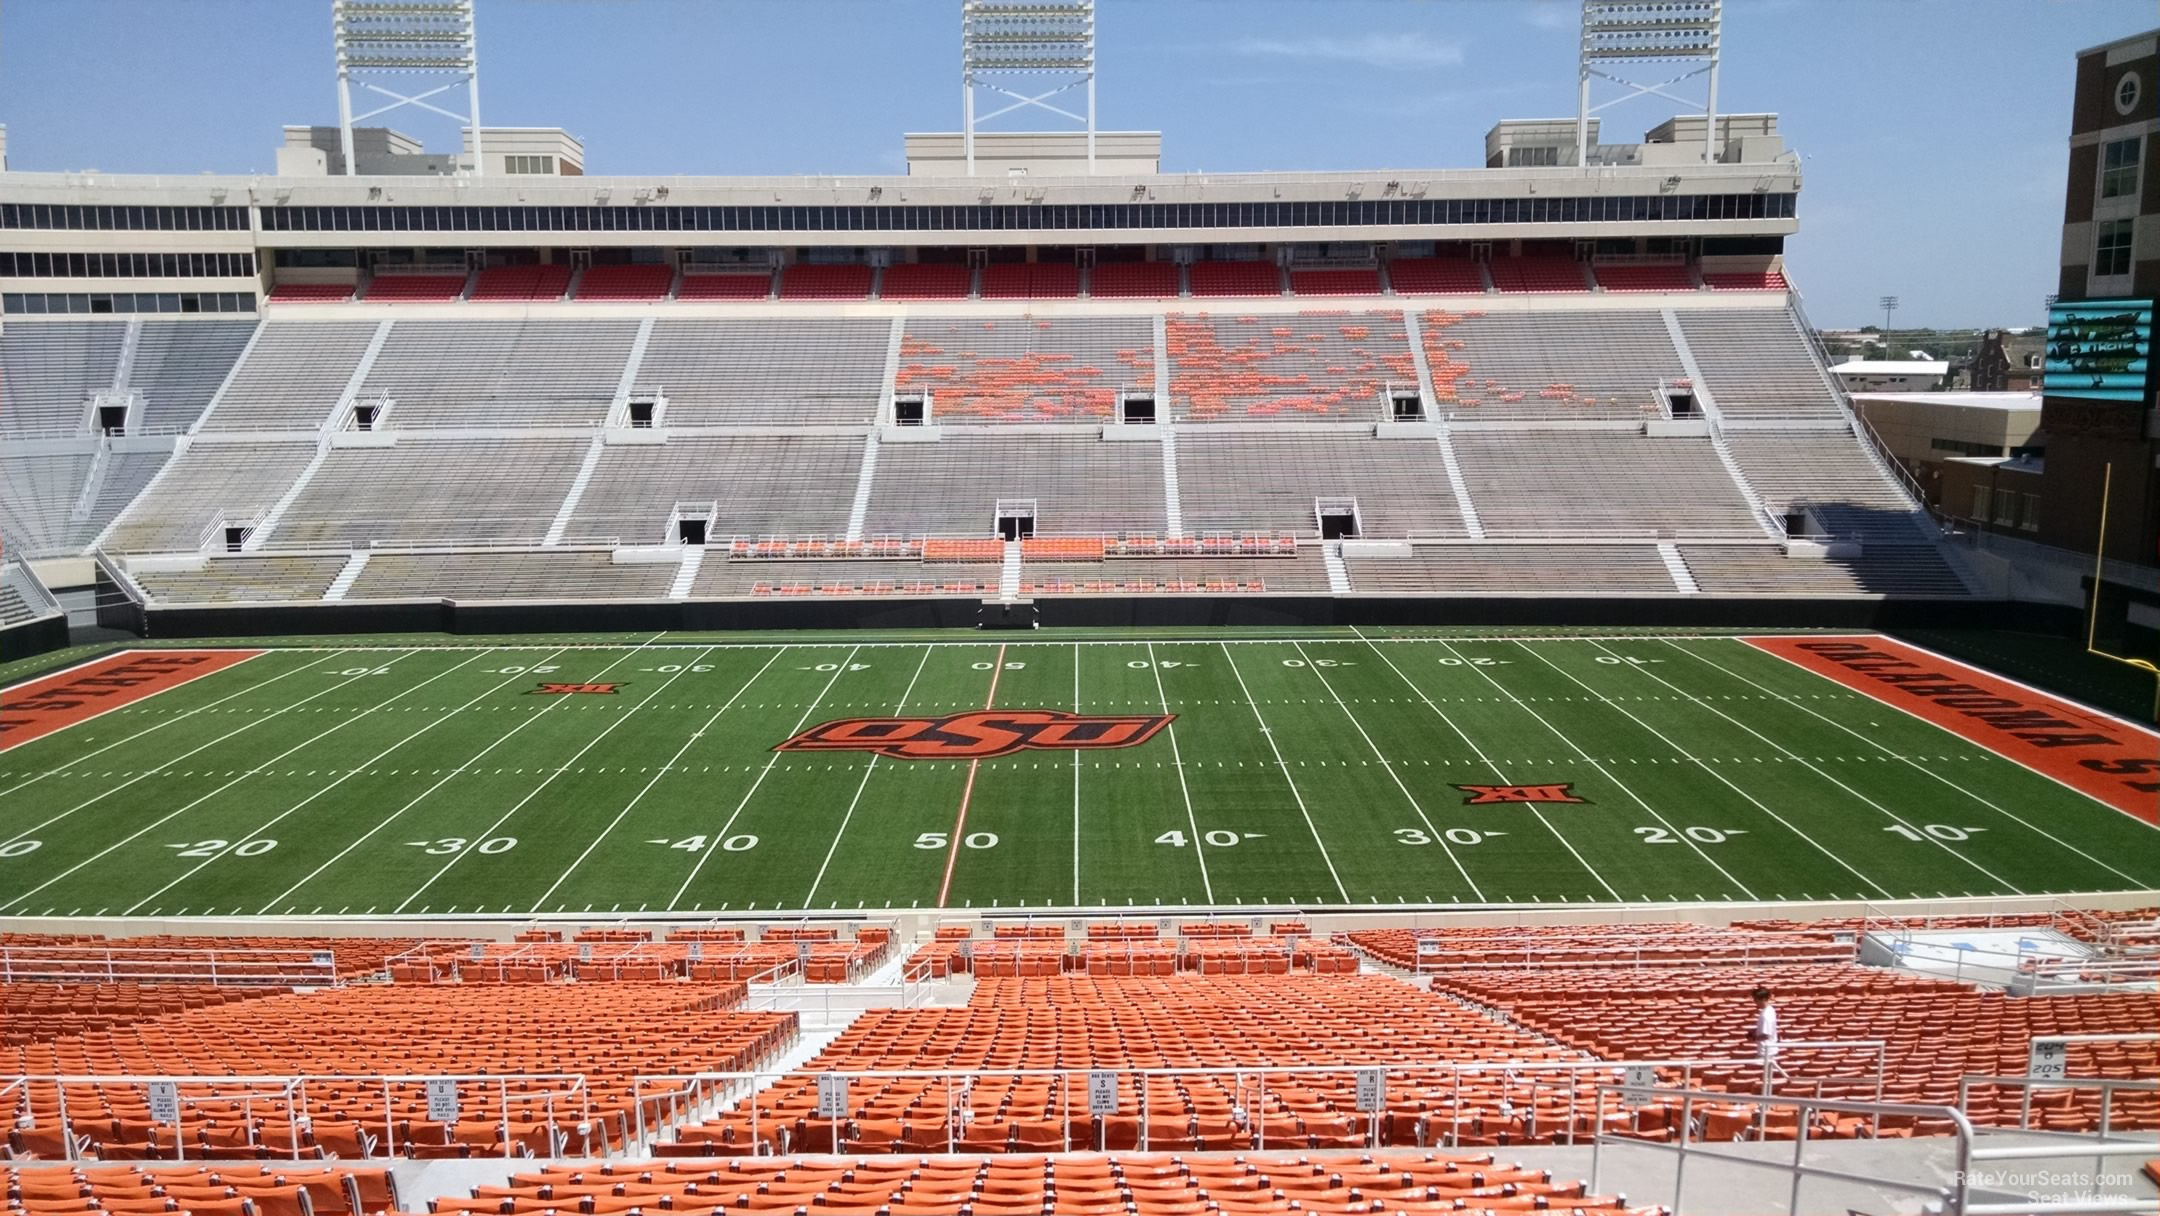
[392,635,688,913]
[1522,640,1897,900]
[0,651,338,799]
[1146,643,1214,905]
[1540,638,2021,895]
[802,645,932,909]
[529,644,777,912]
[1349,625,1620,902]
[1072,640,1082,907]
[666,645,863,911]
[1670,638,2156,886]
[1217,642,1349,903]
[124,650,512,915]
[254,645,582,913]
[0,649,432,912]
[0,654,351,846]
[1289,641,1482,901]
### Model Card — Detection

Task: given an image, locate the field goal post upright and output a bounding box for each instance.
[961,0,1096,176]
[333,0,484,177]
[1577,0,1722,166]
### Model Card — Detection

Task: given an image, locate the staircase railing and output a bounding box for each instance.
[1785,286,1949,533]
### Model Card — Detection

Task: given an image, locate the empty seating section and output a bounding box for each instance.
[1500,983,2159,1132]
[268,282,356,302]
[0,562,56,625]
[879,264,973,300]
[1720,431,1928,538]
[1680,543,1971,596]
[1489,255,1587,293]
[1187,260,1282,298]
[100,442,314,552]
[7,984,796,1160]
[2,983,279,1047]
[1452,433,1758,537]
[1593,264,1696,293]
[82,454,174,544]
[0,454,91,556]
[693,558,1002,598]
[1704,269,1790,291]
[347,550,673,601]
[1677,310,1845,419]
[676,973,1585,1157]
[362,273,466,303]
[637,319,886,426]
[1349,925,1851,971]
[1288,268,1382,296]
[390,933,890,984]
[1178,433,1464,538]
[777,264,872,301]
[1022,551,1332,595]
[2,1163,400,1216]
[128,322,254,431]
[1087,261,1180,299]
[1421,310,1680,420]
[272,439,589,547]
[1169,312,1416,420]
[360,321,637,427]
[0,322,125,434]
[1344,545,1676,595]
[1388,257,1485,295]
[440,1155,1648,1214]
[864,435,1165,537]
[199,323,378,431]
[569,436,862,542]
[897,318,1152,422]
[574,265,675,301]
[134,555,350,604]
[469,265,572,301]
[979,262,1080,300]
[674,270,771,301]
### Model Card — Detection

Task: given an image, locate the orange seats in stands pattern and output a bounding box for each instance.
[3,1165,398,1216]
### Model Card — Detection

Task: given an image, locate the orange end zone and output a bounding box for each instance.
[1744,635,2159,823]
[0,649,264,751]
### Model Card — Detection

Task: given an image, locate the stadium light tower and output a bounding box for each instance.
[333,0,483,177]
[1880,295,1899,349]
[1577,1,1722,166]
[961,0,1096,175]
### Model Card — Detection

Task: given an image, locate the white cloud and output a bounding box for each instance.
[1229,31,1465,70]
[1524,3,1574,31]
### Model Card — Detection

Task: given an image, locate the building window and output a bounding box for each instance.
[505,155,556,175]
[1992,488,2020,527]
[2117,71,2142,117]
[1930,437,2005,458]
[2019,493,2041,532]
[2101,137,2142,200]
[2094,218,2135,277]
[1967,485,1989,521]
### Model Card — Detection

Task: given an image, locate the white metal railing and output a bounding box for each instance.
[9,1072,597,1163]
[1393,933,1855,973]
[1958,1072,2158,1140]
[1592,1083,2159,1215]
[1785,285,1945,529]
[0,944,339,985]
[630,1045,1888,1157]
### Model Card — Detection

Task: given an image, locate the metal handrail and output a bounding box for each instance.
[0,944,339,985]
[1785,285,1946,530]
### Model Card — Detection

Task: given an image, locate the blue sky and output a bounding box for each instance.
[0,0,2148,327]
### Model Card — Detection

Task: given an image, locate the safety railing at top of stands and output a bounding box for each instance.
[1955,528,2160,595]
[1959,1069,2159,1140]
[628,1043,1890,1158]
[1377,932,1858,974]
[1593,1083,2159,1216]
[363,535,621,553]
[0,944,341,986]
[10,1072,598,1163]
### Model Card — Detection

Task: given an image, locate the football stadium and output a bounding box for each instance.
[0,3,2157,1212]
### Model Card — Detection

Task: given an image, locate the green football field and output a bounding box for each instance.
[3,628,2156,918]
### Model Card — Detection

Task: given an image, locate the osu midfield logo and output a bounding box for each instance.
[530,682,624,695]
[1454,782,1588,805]
[776,710,1174,760]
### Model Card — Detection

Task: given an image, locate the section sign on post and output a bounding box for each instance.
[1354,1068,1386,1113]
[816,1074,849,1119]
[426,1077,461,1122]
[1088,1070,1119,1115]
[1620,1064,1659,1108]
[147,1081,180,1126]
[2027,1040,2069,1081]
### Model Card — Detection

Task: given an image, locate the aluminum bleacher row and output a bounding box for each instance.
[0,285,1974,603]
